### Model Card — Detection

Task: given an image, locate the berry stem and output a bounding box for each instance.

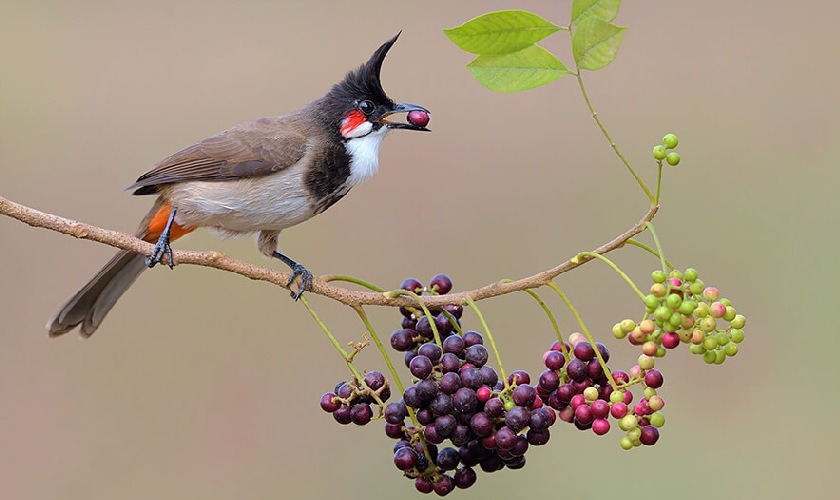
[655,161,664,205]
[520,287,571,360]
[440,309,464,335]
[465,298,507,386]
[645,222,669,277]
[547,283,619,392]
[571,63,655,205]
[299,295,363,382]
[322,274,386,292]
[625,239,675,270]
[353,306,405,395]
[575,252,646,301]
[392,290,444,347]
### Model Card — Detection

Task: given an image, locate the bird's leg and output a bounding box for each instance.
[147,207,177,269]
[272,251,313,300]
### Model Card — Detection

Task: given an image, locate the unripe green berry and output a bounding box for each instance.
[714,350,726,365]
[650,412,666,428]
[703,287,719,302]
[684,268,698,282]
[730,328,745,343]
[724,343,739,356]
[643,387,657,399]
[504,400,515,411]
[613,323,626,339]
[678,300,697,316]
[703,350,717,364]
[720,298,732,307]
[638,354,655,370]
[650,283,667,298]
[730,314,746,329]
[655,346,667,358]
[703,336,718,350]
[662,133,679,149]
[644,294,660,312]
[668,312,683,328]
[653,144,667,160]
[651,270,667,284]
[714,332,730,346]
[700,316,717,333]
[627,427,642,441]
[666,152,681,166]
[620,319,636,334]
[689,343,706,355]
[679,329,692,342]
[619,415,638,431]
[610,391,625,403]
[694,302,710,318]
[665,293,682,310]
[620,436,634,450]
[689,279,705,295]
[723,306,737,322]
[583,386,599,402]
[654,306,671,323]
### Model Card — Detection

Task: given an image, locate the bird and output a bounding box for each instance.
[47,33,430,337]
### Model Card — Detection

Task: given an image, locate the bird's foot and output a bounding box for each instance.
[286,263,313,301]
[146,233,174,269]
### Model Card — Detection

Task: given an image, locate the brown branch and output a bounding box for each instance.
[0,194,657,307]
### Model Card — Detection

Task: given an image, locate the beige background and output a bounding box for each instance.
[1,1,837,499]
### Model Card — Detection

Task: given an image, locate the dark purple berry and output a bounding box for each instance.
[433,474,454,496]
[436,446,460,471]
[479,454,504,473]
[403,386,420,408]
[434,313,454,337]
[435,414,457,437]
[404,350,417,368]
[505,406,530,432]
[539,369,560,392]
[416,407,435,426]
[442,335,465,356]
[394,447,417,470]
[526,428,550,445]
[573,342,596,361]
[439,372,462,394]
[410,355,434,379]
[384,422,406,439]
[401,316,417,330]
[462,331,483,347]
[385,402,407,424]
[350,403,372,425]
[415,316,434,339]
[484,397,504,418]
[424,423,443,444]
[495,426,517,450]
[450,424,471,446]
[460,367,484,389]
[442,304,464,320]
[430,273,452,294]
[508,370,531,386]
[465,344,488,367]
[596,342,610,362]
[320,392,340,413]
[574,404,594,426]
[529,407,554,431]
[364,371,386,391]
[401,277,423,294]
[640,425,660,445]
[586,359,604,380]
[440,353,461,373]
[543,350,566,370]
[645,369,664,388]
[469,412,493,437]
[332,406,352,425]
[511,435,529,456]
[430,393,454,416]
[416,379,438,405]
[454,466,476,489]
[512,384,537,408]
[479,366,498,388]
[390,329,417,351]
[504,455,527,469]
[590,399,610,419]
[452,387,478,414]
[556,384,576,404]
[415,477,433,494]
[566,358,588,382]
[418,343,442,364]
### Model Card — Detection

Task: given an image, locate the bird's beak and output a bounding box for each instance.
[379,102,431,131]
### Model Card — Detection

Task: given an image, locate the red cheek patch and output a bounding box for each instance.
[340,110,367,137]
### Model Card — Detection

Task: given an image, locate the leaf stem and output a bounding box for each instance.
[322,275,385,292]
[521,288,570,359]
[299,295,363,382]
[353,306,405,395]
[645,222,669,276]
[575,251,645,301]
[655,161,664,204]
[625,239,675,270]
[465,298,507,385]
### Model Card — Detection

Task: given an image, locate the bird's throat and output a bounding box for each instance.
[345,126,387,186]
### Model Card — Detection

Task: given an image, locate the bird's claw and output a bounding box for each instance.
[146,237,174,269]
[286,263,313,300]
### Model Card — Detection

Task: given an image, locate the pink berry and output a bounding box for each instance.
[662,331,681,349]
[610,402,628,419]
[592,418,611,435]
[476,386,492,402]
[407,110,430,128]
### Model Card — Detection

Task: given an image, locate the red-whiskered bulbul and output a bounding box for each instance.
[47,33,430,337]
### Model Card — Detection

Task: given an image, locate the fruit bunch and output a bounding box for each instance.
[320,370,391,426]
[613,268,746,365]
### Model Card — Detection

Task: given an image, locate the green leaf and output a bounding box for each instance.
[571,0,622,25]
[466,45,570,93]
[572,18,626,71]
[444,10,560,55]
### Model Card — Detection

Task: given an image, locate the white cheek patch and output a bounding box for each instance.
[341,119,373,139]
[345,126,388,186]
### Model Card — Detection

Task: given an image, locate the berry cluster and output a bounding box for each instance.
[539,333,665,449]
[385,275,556,495]
[613,268,747,365]
[320,371,391,426]
[652,133,681,166]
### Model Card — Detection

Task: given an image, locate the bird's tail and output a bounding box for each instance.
[46,198,194,337]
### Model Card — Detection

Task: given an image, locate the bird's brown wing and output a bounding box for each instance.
[128,116,309,195]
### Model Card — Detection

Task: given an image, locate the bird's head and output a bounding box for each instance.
[317,33,430,140]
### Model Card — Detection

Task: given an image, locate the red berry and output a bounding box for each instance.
[407,109,430,128]
[476,386,492,402]
[662,331,681,349]
[592,418,611,435]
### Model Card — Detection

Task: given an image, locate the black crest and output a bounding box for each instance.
[317,33,401,121]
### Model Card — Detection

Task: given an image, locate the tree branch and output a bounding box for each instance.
[0,194,657,307]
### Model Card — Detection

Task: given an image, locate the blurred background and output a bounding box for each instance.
[1,1,837,498]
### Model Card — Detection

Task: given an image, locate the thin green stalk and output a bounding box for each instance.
[465,298,507,385]
[299,295,362,382]
[576,251,645,301]
[570,29,655,205]
[646,222,669,276]
[547,283,618,391]
[322,275,385,292]
[388,290,442,347]
[655,161,664,204]
[625,239,675,270]
[522,288,570,359]
[353,306,405,395]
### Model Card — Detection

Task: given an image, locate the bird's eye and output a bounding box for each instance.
[358,100,375,115]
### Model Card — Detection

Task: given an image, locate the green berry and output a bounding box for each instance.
[720,298,732,306]
[583,387,599,402]
[504,400,515,411]
[643,386,657,399]
[619,415,638,431]
[730,314,746,329]
[620,319,637,334]
[613,323,626,339]
[689,344,706,355]
[639,354,655,370]
[714,332,730,346]
[700,316,717,333]
[662,133,679,149]
[653,144,667,160]
[620,436,634,450]
[650,283,667,298]
[703,336,718,350]
[678,300,697,316]
[666,152,681,166]
[724,343,739,357]
[644,294,660,311]
[655,346,667,358]
[689,279,705,295]
[703,350,717,364]
[651,270,667,284]
[610,391,625,403]
[654,306,672,323]
[684,268,698,282]
[730,328,745,343]
[627,427,642,441]
[723,306,737,322]
[668,312,683,328]
[714,350,726,365]
[649,412,666,428]
[665,293,682,310]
